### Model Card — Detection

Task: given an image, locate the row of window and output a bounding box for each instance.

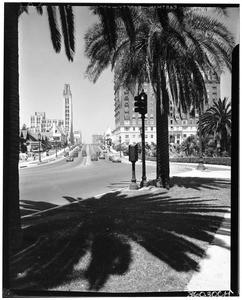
[170,119,196,125]
[124,134,155,139]
[123,126,155,131]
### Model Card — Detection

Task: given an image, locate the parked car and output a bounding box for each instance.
[66,156,74,162]
[73,152,78,157]
[108,154,114,161]
[99,153,105,159]
[91,154,98,161]
[112,155,122,163]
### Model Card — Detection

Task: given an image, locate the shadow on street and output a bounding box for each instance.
[10,178,230,292]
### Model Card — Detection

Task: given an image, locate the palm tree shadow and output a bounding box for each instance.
[10,186,230,292]
[170,177,230,190]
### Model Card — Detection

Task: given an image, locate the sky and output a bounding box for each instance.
[19,4,240,143]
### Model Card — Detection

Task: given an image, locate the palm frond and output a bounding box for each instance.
[47,6,61,54]
[58,6,74,61]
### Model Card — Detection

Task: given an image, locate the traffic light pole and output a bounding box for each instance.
[141,114,148,187]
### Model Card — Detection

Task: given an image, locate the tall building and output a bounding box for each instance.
[113,73,220,145]
[63,84,74,144]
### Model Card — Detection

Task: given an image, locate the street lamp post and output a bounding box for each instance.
[119,136,122,158]
[140,113,148,187]
[38,133,41,162]
[55,140,58,158]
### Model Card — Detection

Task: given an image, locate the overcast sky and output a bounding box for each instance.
[19,5,240,143]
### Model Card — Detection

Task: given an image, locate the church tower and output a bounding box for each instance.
[63,84,74,144]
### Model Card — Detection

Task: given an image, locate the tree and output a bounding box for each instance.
[200,97,231,154]
[85,6,234,188]
[181,135,199,157]
[4,3,75,268]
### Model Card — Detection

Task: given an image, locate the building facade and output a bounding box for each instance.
[113,74,220,145]
[30,112,64,134]
[63,83,74,144]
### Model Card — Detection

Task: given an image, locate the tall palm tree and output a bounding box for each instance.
[4,3,75,267]
[85,6,234,188]
[200,97,231,154]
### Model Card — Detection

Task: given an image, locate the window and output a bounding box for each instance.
[151,127,153,131]
[125,127,129,131]
[190,119,193,125]
[183,134,187,138]
[125,135,129,139]
[170,119,173,124]
[133,127,136,131]
[145,135,148,138]
[145,127,147,131]
[133,135,136,138]
[182,120,187,125]
[151,134,153,138]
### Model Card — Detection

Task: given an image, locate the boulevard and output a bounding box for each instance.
[19,144,193,217]
[19,144,156,216]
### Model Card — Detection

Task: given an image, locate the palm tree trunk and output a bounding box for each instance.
[156,70,170,189]
[4,3,22,265]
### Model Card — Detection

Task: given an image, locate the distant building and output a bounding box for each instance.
[92,134,103,145]
[74,130,82,144]
[63,84,74,144]
[30,112,64,133]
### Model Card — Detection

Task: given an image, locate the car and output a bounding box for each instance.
[112,156,122,163]
[108,154,114,161]
[91,154,98,161]
[99,153,105,159]
[66,156,74,162]
[73,151,78,157]
[82,150,87,157]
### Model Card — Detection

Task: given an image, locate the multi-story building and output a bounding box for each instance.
[63,83,74,144]
[30,112,64,134]
[113,72,220,145]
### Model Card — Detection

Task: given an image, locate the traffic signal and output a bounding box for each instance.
[134,95,142,113]
[140,91,147,114]
[134,91,147,115]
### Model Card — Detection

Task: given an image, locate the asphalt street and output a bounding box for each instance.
[19,144,154,215]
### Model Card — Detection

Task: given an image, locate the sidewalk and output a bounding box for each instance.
[19,149,65,168]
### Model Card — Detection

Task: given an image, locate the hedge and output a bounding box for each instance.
[169,157,231,166]
[142,155,231,166]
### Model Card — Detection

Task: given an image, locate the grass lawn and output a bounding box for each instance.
[8,176,230,295]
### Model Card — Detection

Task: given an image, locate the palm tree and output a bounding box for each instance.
[85,6,234,188]
[4,3,75,265]
[200,97,231,154]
